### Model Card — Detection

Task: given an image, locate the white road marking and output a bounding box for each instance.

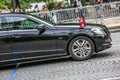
[112,45,120,47]
[101,77,120,80]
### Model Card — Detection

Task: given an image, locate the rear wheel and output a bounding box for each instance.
[68,36,94,61]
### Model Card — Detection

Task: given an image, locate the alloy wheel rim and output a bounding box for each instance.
[72,39,92,58]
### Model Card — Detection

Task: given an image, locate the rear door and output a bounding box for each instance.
[0,16,12,62]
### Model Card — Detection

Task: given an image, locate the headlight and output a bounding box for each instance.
[91,28,106,36]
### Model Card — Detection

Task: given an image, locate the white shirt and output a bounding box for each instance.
[2,9,11,13]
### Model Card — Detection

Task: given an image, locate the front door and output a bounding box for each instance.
[6,16,56,60]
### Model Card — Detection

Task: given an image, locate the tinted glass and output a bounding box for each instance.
[6,17,39,30]
[0,18,1,30]
[0,16,8,31]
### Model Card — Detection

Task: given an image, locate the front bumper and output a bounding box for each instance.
[95,37,112,52]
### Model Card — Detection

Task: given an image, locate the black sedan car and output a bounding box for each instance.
[0,14,111,67]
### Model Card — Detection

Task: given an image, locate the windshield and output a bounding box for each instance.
[30,14,55,25]
[29,14,55,26]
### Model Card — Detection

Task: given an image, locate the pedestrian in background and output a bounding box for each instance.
[0,9,2,14]
[51,7,57,23]
[15,6,23,13]
[41,5,49,19]
[95,1,101,18]
[58,4,65,20]
[60,4,65,9]
[2,6,11,13]
[41,5,48,12]
[73,0,78,7]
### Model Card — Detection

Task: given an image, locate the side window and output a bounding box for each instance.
[0,16,8,31]
[6,17,39,30]
[0,18,2,30]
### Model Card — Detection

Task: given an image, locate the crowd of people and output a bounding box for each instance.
[0,0,80,14]
[0,5,65,14]
[0,5,23,14]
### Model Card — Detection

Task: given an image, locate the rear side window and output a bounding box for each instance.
[0,18,1,30]
[0,16,8,31]
[6,16,39,30]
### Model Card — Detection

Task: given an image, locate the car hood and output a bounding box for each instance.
[55,23,104,29]
[55,23,110,36]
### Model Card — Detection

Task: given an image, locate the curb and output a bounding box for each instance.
[108,26,120,30]
[108,26,120,33]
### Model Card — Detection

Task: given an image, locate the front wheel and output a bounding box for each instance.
[68,36,94,61]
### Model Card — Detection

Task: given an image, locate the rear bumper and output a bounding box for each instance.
[95,37,112,52]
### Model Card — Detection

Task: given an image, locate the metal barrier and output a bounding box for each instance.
[77,1,120,24]
[31,7,83,23]
[31,1,120,24]
[102,2,120,18]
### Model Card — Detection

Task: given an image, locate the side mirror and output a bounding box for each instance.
[37,24,46,34]
[38,24,45,30]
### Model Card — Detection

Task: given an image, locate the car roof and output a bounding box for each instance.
[0,13,55,27]
[0,13,29,17]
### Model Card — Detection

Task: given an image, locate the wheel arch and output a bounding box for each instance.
[66,34,96,55]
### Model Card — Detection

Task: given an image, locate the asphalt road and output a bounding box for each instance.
[1,32,120,80]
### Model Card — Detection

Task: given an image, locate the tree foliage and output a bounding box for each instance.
[46,1,63,10]
[0,0,45,9]
[0,0,11,9]
[0,0,64,10]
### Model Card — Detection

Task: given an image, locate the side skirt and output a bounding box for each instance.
[0,54,70,67]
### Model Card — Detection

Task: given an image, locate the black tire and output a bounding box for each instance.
[68,36,94,61]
